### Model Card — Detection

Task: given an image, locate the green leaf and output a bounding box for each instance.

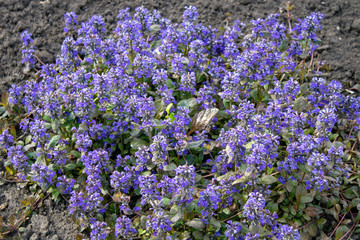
[279,38,289,52]
[42,115,51,122]
[305,206,319,217]
[266,202,278,212]
[24,142,36,152]
[170,205,178,215]
[301,195,314,204]
[64,163,77,171]
[47,135,61,148]
[0,106,5,115]
[141,171,152,177]
[178,98,198,112]
[217,171,235,182]
[52,189,60,201]
[295,184,307,203]
[186,218,205,229]
[171,211,182,223]
[150,24,160,32]
[223,208,231,215]
[293,97,309,112]
[10,126,16,138]
[260,175,277,184]
[70,150,81,158]
[186,140,204,149]
[130,123,141,137]
[316,218,327,225]
[335,225,350,240]
[164,163,177,171]
[297,164,310,174]
[165,103,174,115]
[130,138,148,149]
[192,231,203,240]
[25,135,32,145]
[51,118,60,132]
[66,112,75,121]
[161,198,171,206]
[210,219,221,231]
[150,39,162,49]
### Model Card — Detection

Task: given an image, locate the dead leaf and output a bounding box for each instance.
[305,206,319,217]
[0,202,7,211]
[187,108,219,136]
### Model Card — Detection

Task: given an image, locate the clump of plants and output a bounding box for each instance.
[0,4,359,240]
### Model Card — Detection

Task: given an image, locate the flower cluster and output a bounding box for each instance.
[1,5,358,239]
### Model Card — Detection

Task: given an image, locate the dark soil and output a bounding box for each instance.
[0,0,359,239]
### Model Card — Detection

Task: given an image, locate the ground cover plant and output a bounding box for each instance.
[0,4,359,240]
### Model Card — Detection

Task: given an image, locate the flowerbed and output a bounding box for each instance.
[0,5,359,240]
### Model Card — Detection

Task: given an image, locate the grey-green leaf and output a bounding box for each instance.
[186,218,205,229]
[48,135,61,149]
[178,98,198,112]
[130,138,148,149]
[260,175,277,185]
[163,163,177,171]
[51,119,60,132]
[186,140,204,149]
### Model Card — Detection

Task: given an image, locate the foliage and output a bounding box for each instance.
[0,4,360,240]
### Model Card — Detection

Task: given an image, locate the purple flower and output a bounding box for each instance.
[135,97,155,129]
[243,190,277,226]
[183,6,199,22]
[306,152,331,191]
[7,145,28,173]
[90,219,108,240]
[273,223,300,240]
[293,12,324,42]
[20,30,33,46]
[146,210,171,237]
[197,184,222,223]
[115,216,137,239]
[21,47,36,66]
[31,163,56,189]
[225,221,243,240]
[29,119,49,146]
[0,129,14,149]
[172,165,195,205]
[138,174,161,205]
[69,190,90,214]
[64,12,78,33]
[56,175,76,194]
[150,134,168,170]
[110,169,134,194]
[315,107,337,140]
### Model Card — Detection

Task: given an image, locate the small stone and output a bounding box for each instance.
[29,233,40,240]
[49,235,59,240]
[351,19,360,31]
[31,214,49,234]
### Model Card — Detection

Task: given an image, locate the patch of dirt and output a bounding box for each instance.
[0,0,359,239]
[0,180,79,240]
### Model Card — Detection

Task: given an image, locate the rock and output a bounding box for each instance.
[351,19,360,31]
[49,235,59,240]
[29,233,40,240]
[31,214,49,234]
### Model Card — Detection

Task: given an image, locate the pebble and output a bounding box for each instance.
[351,19,360,31]
[31,214,49,234]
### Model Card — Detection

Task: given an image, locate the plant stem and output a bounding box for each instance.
[301,40,309,84]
